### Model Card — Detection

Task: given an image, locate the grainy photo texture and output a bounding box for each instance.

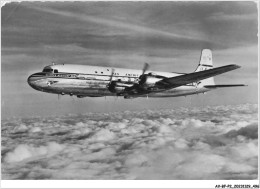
[1,1,258,181]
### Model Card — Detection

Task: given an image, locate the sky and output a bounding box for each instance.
[1,1,258,118]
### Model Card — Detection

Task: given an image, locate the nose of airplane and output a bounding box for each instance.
[27,73,44,90]
[27,74,36,88]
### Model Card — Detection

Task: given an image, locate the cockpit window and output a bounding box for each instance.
[42,68,53,73]
[54,69,58,73]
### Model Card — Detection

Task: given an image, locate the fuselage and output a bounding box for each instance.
[27,64,210,98]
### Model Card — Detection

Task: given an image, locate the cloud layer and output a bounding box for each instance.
[1,103,258,179]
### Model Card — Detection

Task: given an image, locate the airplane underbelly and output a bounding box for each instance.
[41,78,112,96]
[36,77,209,98]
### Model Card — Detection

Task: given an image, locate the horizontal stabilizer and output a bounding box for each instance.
[204,84,247,88]
[156,64,241,89]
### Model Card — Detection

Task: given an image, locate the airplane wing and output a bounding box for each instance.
[204,84,247,88]
[155,64,240,89]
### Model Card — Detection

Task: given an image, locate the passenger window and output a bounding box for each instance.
[54,69,58,73]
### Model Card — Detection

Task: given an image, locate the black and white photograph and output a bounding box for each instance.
[1,0,259,188]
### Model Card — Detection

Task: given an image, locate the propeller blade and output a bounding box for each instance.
[142,63,149,75]
[109,68,115,82]
[139,63,150,84]
[107,68,115,88]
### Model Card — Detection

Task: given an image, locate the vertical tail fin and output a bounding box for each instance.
[195,49,215,86]
[195,49,213,72]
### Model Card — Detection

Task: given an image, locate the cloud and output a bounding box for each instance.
[30,127,42,133]
[224,123,258,139]
[24,3,206,42]
[91,129,116,142]
[13,124,29,133]
[207,12,257,22]
[4,142,65,163]
[1,103,258,179]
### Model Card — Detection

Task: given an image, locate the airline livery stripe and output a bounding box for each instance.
[33,73,140,79]
[30,74,139,82]
[56,72,141,77]
[38,72,141,78]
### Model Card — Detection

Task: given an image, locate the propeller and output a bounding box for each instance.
[141,63,149,76]
[139,63,150,85]
[107,68,115,89]
[109,68,115,83]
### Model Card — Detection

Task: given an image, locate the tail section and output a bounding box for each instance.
[195,49,213,72]
[195,49,215,86]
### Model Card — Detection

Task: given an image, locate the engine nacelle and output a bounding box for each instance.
[141,76,162,87]
[108,81,133,93]
[113,86,125,93]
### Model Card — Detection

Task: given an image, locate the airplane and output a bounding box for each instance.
[27,49,245,99]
